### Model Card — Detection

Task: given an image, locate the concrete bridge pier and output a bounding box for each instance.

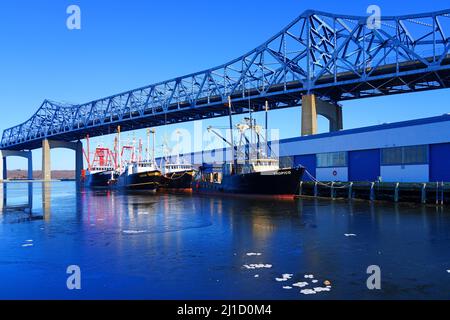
[42,139,84,186]
[301,94,343,136]
[0,150,33,181]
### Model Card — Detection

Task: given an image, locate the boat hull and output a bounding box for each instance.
[83,171,116,188]
[193,167,305,196]
[161,170,196,189]
[116,170,162,191]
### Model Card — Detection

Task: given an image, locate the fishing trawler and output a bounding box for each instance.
[82,136,118,188]
[192,99,304,196]
[159,131,197,189]
[161,159,196,189]
[113,128,163,191]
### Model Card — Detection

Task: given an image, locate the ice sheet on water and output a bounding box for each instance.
[300,289,316,295]
[276,274,293,282]
[314,287,331,293]
[243,264,272,270]
[292,282,308,288]
[122,230,147,235]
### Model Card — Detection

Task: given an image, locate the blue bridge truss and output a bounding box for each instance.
[2,9,450,150]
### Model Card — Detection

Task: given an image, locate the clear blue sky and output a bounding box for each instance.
[1,0,449,170]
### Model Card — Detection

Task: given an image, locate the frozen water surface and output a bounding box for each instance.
[1,182,450,299]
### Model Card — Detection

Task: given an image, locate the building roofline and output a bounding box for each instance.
[281,114,450,145]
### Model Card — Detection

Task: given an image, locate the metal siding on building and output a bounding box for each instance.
[316,167,348,182]
[430,143,450,182]
[381,165,429,182]
[294,155,316,181]
[348,149,380,182]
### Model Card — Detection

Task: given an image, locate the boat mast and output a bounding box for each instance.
[175,130,181,164]
[114,136,118,169]
[145,128,150,163]
[228,96,238,174]
[132,135,137,163]
[150,129,156,167]
[138,138,143,163]
[117,126,122,172]
[265,101,269,158]
[86,134,91,171]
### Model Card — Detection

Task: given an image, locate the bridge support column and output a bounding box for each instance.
[43,139,84,185]
[0,152,6,181]
[301,94,343,136]
[0,150,33,181]
[28,153,33,180]
[42,139,52,181]
[75,141,83,187]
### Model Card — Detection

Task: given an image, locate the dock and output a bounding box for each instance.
[297,181,449,205]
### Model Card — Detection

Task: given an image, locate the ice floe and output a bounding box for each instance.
[344,234,357,237]
[304,274,314,279]
[283,286,293,290]
[447,270,450,273]
[122,230,147,234]
[300,289,317,295]
[246,253,262,256]
[243,264,272,270]
[254,275,260,278]
[292,282,309,288]
[275,274,293,282]
[314,287,331,293]
[22,244,33,247]
[300,287,331,295]
[312,279,318,284]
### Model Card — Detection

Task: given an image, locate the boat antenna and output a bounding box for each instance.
[228,96,238,175]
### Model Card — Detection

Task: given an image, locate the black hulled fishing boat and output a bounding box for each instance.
[161,162,196,189]
[82,139,118,188]
[192,99,304,197]
[114,128,163,192]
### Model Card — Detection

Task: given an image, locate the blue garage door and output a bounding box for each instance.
[348,149,380,182]
[430,143,450,182]
[294,154,316,181]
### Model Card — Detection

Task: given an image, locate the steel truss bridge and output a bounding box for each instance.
[2,9,450,151]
